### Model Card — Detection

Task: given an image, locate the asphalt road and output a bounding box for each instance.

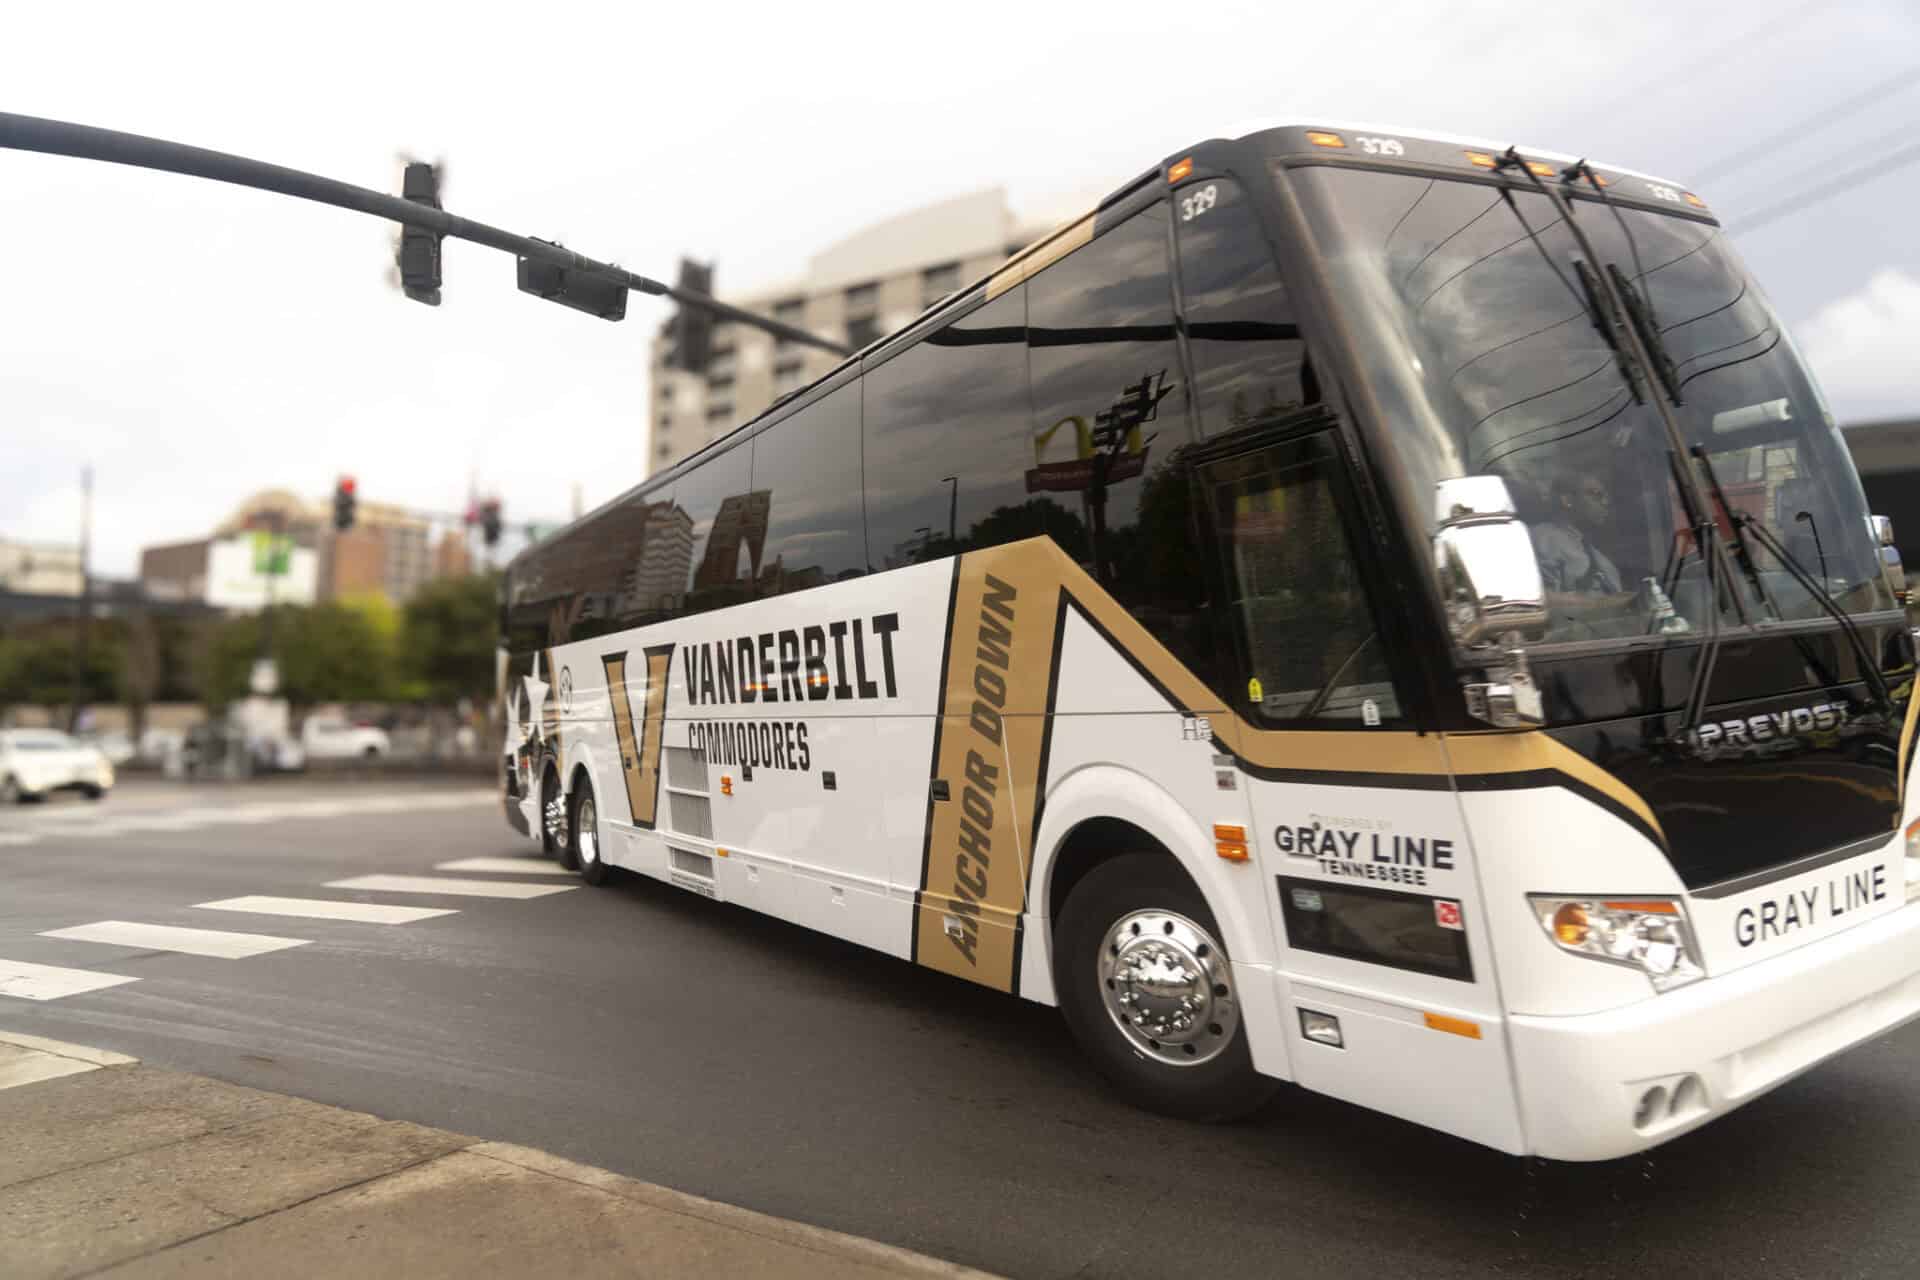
[3,777,1917,1278]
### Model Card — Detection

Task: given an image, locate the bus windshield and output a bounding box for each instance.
[1289,165,1895,643]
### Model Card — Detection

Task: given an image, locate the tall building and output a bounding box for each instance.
[647,188,1053,473]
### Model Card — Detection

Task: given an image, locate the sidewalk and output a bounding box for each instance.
[0,1031,996,1279]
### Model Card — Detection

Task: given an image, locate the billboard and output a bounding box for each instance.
[205,536,318,609]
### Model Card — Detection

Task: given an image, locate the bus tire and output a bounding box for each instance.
[1054,854,1275,1123]
[540,766,571,865]
[571,779,608,886]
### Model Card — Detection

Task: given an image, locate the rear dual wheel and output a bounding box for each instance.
[570,783,608,887]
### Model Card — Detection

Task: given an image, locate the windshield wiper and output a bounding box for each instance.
[1302,632,1378,720]
[1563,160,1686,406]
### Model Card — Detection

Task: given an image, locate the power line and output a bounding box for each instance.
[1605,0,1825,111]
[1695,66,1920,185]
[1729,138,1920,234]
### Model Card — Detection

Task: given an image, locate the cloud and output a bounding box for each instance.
[1801,268,1920,422]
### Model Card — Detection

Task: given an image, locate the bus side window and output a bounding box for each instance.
[860,286,1032,571]
[1172,177,1318,436]
[671,443,754,619]
[748,381,866,596]
[1025,202,1226,702]
[1203,438,1401,726]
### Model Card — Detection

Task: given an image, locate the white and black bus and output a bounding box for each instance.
[499,121,1920,1160]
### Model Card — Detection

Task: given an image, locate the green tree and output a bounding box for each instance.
[403,572,499,704]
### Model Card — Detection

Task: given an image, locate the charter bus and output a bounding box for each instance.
[498,121,1920,1160]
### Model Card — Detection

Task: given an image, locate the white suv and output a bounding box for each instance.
[0,729,114,803]
[301,717,391,760]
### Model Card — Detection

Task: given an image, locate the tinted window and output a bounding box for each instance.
[1025,204,1223,694]
[861,287,1035,571]
[504,483,683,647]
[1174,177,1318,435]
[671,444,755,618]
[1199,435,1399,725]
[749,383,866,596]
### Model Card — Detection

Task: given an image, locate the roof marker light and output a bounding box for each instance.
[1525,160,1556,178]
[1465,151,1497,169]
[1168,157,1194,183]
[1306,131,1346,149]
[1684,193,1706,207]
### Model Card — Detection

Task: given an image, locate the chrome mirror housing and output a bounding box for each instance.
[1432,478,1548,651]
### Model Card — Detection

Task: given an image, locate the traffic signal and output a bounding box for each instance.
[397,161,443,306]
[332,476,358,531]
[516,239,627,321]
[479,498,502,548]
[666,258,716,374]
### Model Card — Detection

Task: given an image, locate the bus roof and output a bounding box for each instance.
[1228,118,1691,190]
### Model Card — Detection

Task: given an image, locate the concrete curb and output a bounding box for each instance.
[467,1141,993,1278]
[0,1039,999,1280]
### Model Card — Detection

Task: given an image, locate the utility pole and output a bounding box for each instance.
[67,464,92,733]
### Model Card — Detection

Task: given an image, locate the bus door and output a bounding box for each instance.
[1193,425,1526,1153]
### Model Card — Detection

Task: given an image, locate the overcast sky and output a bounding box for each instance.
[4,0,1916,578]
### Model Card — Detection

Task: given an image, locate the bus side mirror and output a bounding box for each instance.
[1870,515,1895,548]
[1432,477,1549,651]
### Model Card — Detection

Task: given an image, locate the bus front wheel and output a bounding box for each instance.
[571,780,608,886]
[1055,854,1276,1122]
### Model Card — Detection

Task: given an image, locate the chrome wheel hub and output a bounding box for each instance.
[543,791,566,844]
[1097,909,1237,1067]
[577,797,598,865]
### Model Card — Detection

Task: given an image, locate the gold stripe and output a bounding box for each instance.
[915,546,1066,991]
[985,213,1095,300]
[1441,732,1666,845]
[959,537,1662,837]
[1898,674,1919,805]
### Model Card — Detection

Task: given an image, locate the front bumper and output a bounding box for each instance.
[1509,899,1920,1160]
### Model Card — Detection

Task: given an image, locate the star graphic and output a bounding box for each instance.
[523,651,550,744]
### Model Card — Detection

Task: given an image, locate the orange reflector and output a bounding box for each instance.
[1526,161,1556,178]
[1552,901,1590,945]
[1684,192,1705,207]
[1425,1012,1482,1040]
[1214,823,1250,861]
[720,776,734,796]
[715,847,729,858]
[1306,131,1346,149]
[1465,151,1497,169]
[1168,157,1194,183]
[1601,900,1678,915]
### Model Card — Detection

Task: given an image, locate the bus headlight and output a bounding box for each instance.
[1529,896,1705,993]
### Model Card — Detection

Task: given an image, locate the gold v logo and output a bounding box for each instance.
[604,645,674,829]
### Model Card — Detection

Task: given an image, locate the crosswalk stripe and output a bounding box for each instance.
[40,920,311,958]
[326,874,578,900]
[0,959,140,1002]
[434,857,575,877]
[194,895,458,924]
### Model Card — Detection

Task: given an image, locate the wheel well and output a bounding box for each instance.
[1046,817,1189,924]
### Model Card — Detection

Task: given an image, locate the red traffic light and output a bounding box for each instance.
[338,476,357,495]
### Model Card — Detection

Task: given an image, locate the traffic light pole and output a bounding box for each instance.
[0,112,853,358]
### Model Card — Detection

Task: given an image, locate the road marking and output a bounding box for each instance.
[434,857,575,877]
[0,832,35,847]
[40,920,312,958]
[326,874,578,900]
[195,896,458,924]
[0,959,140,1002]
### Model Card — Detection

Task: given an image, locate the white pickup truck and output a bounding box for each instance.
[300,716,391,760]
